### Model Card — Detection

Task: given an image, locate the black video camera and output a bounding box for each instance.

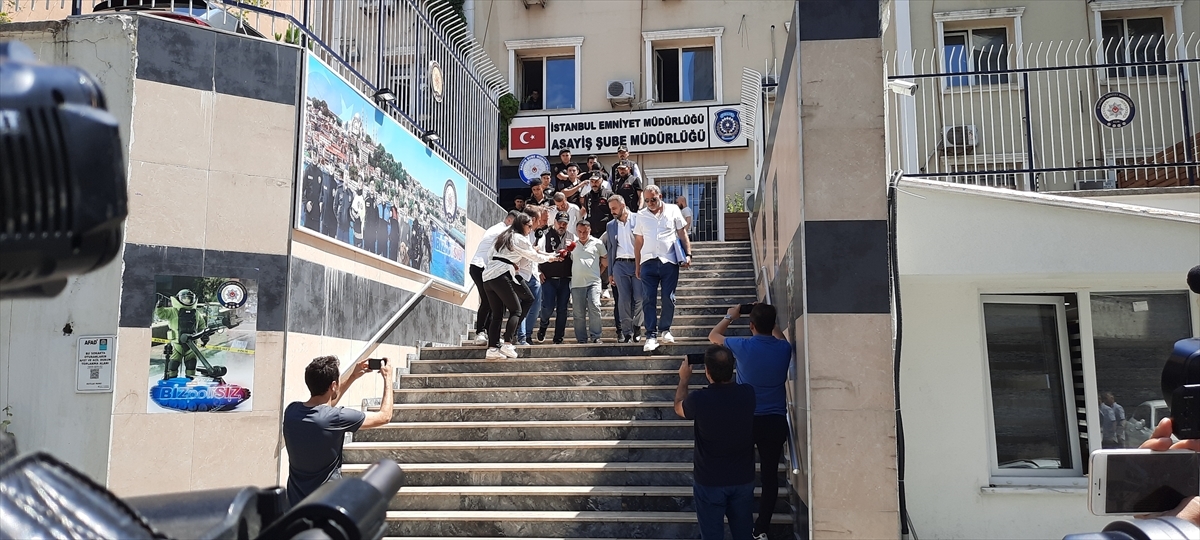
[0,41,127,298]
[1166,265,1200,439]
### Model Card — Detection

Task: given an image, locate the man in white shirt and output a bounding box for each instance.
[469,210,519,344]
[676,196,695,237]
[552,192,581,233]
[605,195,643,343]
[633,185,692,352]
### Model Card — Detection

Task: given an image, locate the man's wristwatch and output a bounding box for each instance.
[723,314,733,320]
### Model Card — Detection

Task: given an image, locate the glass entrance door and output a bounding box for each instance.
[651,176,719,241]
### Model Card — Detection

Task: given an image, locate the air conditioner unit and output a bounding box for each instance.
[607,80,635,102]
[942,125,977,155]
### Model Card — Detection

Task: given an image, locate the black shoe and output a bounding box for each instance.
[618,334,631,343]
[552,338,564,344]
[536,330,546,342]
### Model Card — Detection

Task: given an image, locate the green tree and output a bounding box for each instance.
[498,93,519,148]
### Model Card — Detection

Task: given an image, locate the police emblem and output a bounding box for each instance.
[217,281,248,309]
[443,179,458,219]
[714,108,741,143]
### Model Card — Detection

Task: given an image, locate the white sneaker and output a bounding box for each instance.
[643,337,659,352]
[500,343,519,358]
[485,347,505,360]
[754,533,769,540]
[660,331,676,344]
[601,289,612,300]
[474,331,488,345]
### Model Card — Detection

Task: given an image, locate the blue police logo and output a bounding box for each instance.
[713,109,741,143]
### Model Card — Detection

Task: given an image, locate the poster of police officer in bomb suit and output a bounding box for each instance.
[147,275,257,413]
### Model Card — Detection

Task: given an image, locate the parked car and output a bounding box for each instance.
[92,0,265,38]
[1124,399,1176,447]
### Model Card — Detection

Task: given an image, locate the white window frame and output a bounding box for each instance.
[642,27,724,109]
[1090,1,1184,82]
[505,37,584,114]
[643,165,728,240]
[979,295,1084,487]
[934,8,1024,92]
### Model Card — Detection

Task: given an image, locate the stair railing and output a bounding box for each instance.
[347,277,436,374]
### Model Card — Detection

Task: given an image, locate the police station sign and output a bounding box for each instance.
[508,104,748,158]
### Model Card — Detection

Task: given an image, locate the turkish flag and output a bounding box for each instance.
[510,126,546,150]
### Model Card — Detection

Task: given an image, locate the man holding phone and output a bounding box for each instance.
[710,302,792,540]
[1138,417,1200,526]
[282,356,395,506]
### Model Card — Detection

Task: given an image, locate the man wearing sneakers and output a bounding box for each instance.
[537,212,574,344]
[709,302,792,540]
[633,185,692,352]
[570,221,607,343]
[469,210,518,345]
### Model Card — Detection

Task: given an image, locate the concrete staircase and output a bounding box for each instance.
[344,241,796,539]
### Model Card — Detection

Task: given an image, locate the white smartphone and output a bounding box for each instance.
[1089,449,1200,516]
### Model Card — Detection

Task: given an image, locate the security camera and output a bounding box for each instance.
[887,79,918,97]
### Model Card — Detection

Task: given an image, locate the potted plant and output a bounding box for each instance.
[725,193,750,241]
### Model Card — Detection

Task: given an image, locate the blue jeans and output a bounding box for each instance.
[640,259,679,338]
[538,277,571,342]
[571,283,603,342]
[612,259,643,335]
[519,275,542,342]
[693,482,755,540]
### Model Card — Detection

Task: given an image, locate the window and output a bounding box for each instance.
[643,27,724,107]
[505,37,583,113]
[934,8,1023,89]
[653,47,715,103]
[519,55,575,110]
[1090,292,1192,449]
[1101,17,1167,77]
[943,28,1010,86]
[982,297,1081,479]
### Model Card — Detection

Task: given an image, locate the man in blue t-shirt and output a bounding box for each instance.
[675,346,756,540]
[710,303,792,540]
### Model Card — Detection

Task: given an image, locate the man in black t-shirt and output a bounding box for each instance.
[550,148,575,185]
[537,212,575,344]
[282,356,394,506]
[611,161,643,210]
[675,346,756,540]
[527,173,554,207]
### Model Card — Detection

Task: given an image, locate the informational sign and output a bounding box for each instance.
[508,104,749,158]
[76,335,116,393]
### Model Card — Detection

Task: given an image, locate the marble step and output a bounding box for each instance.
[533,303,754,318]
[673,268,754,279]
[343,439,693,463]
[397,370,708,389]
[352,420,693,442]
[419,339,714,360]
[387,401,677,422]
[381,510,793,538]
[344,462,695,487]
[410,355,689,374]
[653,276,758,289]
[386,485,790,512]
[393,385,679,404]
[526,324,748,341]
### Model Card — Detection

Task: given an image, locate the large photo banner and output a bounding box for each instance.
[298,53,469,287]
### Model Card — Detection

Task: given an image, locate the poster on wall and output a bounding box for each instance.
[297,53,469,288]
[148,276,257,413]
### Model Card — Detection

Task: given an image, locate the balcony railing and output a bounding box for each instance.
[885,35,1199,191]
[4,0,507,196]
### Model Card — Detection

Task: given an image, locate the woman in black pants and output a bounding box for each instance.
[481,213,560,359]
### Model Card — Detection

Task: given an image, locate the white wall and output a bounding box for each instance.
[1086,191,1200,215]
[896,180,1200,539]
[0,15,138,484]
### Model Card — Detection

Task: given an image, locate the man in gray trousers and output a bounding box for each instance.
[605,194,643,343]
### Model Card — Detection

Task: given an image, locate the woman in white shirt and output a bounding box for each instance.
[482,213,560,359]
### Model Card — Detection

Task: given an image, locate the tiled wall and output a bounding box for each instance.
[753,1,899,538]
[106,15,301,496]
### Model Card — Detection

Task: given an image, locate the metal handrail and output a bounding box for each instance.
[351,277,435,367]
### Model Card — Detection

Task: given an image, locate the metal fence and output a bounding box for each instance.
[4,0,506,196]
[885,35,1199,191]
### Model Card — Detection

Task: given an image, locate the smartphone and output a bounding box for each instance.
[686,353,706,365]
[1089,449,1200,516]
[739,303,755,315]
[367,357,386,371]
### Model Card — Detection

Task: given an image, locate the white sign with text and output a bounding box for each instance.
[76,335,116,393]
[508,104,748,158]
